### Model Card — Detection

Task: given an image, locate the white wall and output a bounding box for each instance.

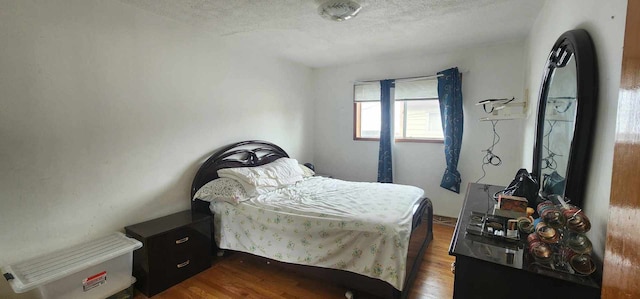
[522,0,627,258]
[312,41,527,218]
[0,1,313,297]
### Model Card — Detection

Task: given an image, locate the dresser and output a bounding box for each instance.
[125,211,212,297]
[449,183,601,299]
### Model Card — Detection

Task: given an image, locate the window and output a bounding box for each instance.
[353,78,444,142]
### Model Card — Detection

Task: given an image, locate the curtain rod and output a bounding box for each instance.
[354,69,469,85]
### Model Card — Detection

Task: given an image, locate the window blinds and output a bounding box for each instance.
[353,82,381,102]
[354,78,438,102]
[395,78,438,100]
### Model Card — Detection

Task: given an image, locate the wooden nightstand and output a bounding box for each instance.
[125,211,212,297]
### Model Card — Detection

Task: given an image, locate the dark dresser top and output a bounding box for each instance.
[125,210,211,238]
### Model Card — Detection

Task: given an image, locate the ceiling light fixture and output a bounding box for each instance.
[318,0,362,22]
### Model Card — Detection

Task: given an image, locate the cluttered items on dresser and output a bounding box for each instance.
[465,169,538,242]
[526,198,596,276]
[451,183,600,299]
[465,193,533,243]
[500,168,539,207]
[465,168,597,279]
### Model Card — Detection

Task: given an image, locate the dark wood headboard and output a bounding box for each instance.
[190,140,289,214]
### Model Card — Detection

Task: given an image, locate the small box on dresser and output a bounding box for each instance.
[125,211,212,297]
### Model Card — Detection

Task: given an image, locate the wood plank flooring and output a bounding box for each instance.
[134,223,455,299]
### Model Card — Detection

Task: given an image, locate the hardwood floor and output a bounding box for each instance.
[408,224,455,299]
[134,223,455,299]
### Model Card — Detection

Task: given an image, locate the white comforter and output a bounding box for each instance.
[210,176,424,290]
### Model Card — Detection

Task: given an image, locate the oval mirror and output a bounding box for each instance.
[532,29,597,208]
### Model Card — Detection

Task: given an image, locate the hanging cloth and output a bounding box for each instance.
[377,79,394,183]
[437,68,464,193]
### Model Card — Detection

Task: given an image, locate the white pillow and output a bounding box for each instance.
[192,178,249,205]
[217,158,305,193]
[299,164,315,177]
[215,172,260,195]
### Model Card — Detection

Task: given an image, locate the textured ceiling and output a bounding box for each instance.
[120,0,545,68]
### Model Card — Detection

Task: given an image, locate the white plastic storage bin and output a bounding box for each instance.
[2,232,142,299]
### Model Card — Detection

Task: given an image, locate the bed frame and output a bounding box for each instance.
[190,140,434,299]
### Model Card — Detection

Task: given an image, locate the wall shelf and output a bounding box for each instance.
[480,114,527,121]
[477,98,527,121]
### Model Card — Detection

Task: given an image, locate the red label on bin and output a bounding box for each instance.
[82,271,107,292]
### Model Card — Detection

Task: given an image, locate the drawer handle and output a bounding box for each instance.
[177,260,190,268]
[175,237,189,244]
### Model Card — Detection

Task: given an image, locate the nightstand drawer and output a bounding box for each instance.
[149,226,210,271]
[149,224,210,257]
[159,250,211,287]
[148,252,211,296]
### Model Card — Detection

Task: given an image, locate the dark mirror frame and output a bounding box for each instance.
[532,29,598,208]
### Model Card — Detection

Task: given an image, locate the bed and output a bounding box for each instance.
[190,140,434,299]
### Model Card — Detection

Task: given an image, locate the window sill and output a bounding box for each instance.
[396,138,444,144]
[353,137,444,144]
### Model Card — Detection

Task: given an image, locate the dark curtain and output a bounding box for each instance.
[437,68,464,193]
[377,79,394,183]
